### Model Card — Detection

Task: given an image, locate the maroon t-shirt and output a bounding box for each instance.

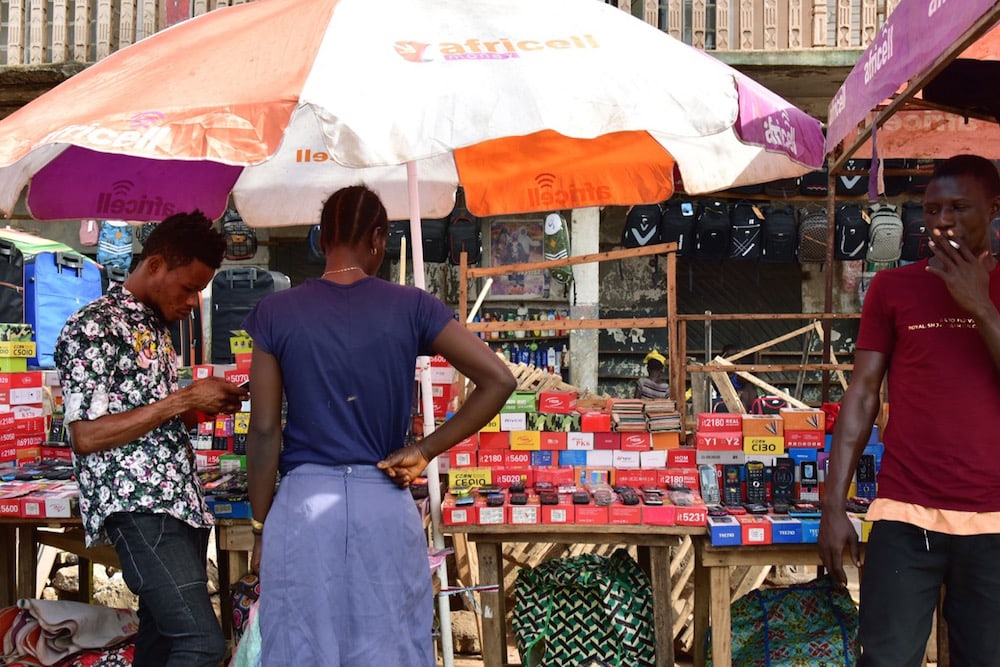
[858,259,1000,512]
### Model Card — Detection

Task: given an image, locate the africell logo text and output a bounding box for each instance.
[42,111,170,151]
[94,179,177,218]
[394,34,600,63]
[526,173,611,208]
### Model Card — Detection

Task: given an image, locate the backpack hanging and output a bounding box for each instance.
[835,203,869,261]
[865,203,903,263]
[760,205,798,263]
[660,199,697,258]
[448,189,482,265]
[78,220,99,247]
[622,204,663,248]
[797,206,829,263]
[96,220,134,271]
[798,167,829,197]
[543,213,573,284]
[384,220,409,262]
[514,549,656,667]
[420,217,450,263]
[835,158,870,196]
[727,202,764,260]
[900,201,931,262]
[222,208,257,261]
[763,177,800,198]
[695,200,730,261]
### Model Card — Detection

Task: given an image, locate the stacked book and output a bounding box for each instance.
[644,399,681,432]
[610,399,648,432]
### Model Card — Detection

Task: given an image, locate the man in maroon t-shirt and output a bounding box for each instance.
[820,155,1000,667]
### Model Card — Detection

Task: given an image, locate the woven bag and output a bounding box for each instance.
[513,548,655,667]
[706,575,860,667]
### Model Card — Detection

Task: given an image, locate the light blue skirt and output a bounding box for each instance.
[259,463,434,666]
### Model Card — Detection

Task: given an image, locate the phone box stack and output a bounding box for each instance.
[0,371,49,466]
[189,355,252,470]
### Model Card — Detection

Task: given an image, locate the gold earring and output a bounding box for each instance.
[371,247,377,255]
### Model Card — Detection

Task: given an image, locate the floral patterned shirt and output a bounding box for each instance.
[54,284,212,546]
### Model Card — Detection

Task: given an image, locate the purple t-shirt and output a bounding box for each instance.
[243,277,453,472]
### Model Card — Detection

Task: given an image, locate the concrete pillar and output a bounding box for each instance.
[569,207,600,393]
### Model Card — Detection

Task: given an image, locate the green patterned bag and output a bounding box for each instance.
[513,548,655,667]
[706,575,860,667]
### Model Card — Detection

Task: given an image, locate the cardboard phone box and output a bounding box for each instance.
[639,449,667,469]
[668,448,696,467]
[557,450,588,467]
[477,450,505,468]
[650,431,681,450]
[579,411,612,432]
[566,432,594,451]
[612,450,641,470]
[541,499,575,525]
[780,407,825,431]
[743,436,785,455]
[708,515,742,546]
[696,450,746,466]
[799,518,821,543]
[491,467,533,489]
[480,414,502,432]
[538,431,567,451]
[695,431,742,451]
[658,467,698,490]
[478,431,510,450]
[785,430,825,448]
[533,465,576,487]
[502,450,532,468]
[530,450,555,467]
[737,515,772,545]
[641,503,676,526]
[741,414,784,437]
[447,467,493,491]
[500,412,527,432]
[574,504,609,525]
[442,497,474,526]
[765,514,803,544]
[449,449,476,469]
[537,390,577,414]
[509,430,541,451]
[585,450,613,468]
[609,501,643,525]
[451,433,479,451]
[620,433,652,452]
[697,413,742,433]
[611,468,657,488]
[674,503,708,527]
[501,391,537,413]
[476,502,506,526]
[592,432,621,451]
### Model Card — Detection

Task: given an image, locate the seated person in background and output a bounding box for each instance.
[635,350,670,399]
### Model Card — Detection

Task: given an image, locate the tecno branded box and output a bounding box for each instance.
[695,431,742,451]
[708,515,742,546]
[765,514,803,544]
[779,407,825,431]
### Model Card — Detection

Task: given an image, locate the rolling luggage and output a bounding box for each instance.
[25,252,103,367]
[211,268,289,364]
[0,239,24,323]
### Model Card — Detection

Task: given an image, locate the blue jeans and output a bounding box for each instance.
[860,520,1000,667]
[104,512,226,667]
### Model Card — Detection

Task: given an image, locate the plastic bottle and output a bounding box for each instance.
[548,346,558,374]
[520,345,531,365]
[506,313,516,339]
[561,344,570,370]
[533,314,542,338]
[547,311,556,337]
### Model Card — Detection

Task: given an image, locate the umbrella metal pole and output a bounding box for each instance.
[407,161,455,667]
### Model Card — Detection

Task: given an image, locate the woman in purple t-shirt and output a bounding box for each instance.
[244,186,515,665]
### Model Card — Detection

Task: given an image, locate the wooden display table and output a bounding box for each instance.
[445,523,704,667]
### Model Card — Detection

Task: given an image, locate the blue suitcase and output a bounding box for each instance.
[25,252,103,367]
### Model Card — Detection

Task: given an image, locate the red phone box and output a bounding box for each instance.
[668,448,696,467]
[190,365,215,380]
[478,431,510,450]
[223,369,250,388]
[477,450,505,467]
[657,467,698,490]
[0,372,43,389]
[234,352,253,372]
[541,498,575,525]
[508,499,541,525]
[539,431,568,450]
[533,466,576,486]
[41,445,73,462]
[476,500,506,526]
[695,431,743,451]
[620,433,652,452]
[651,431,681,450]
[674,502,708,527]
[737,515,773,545]
[502,450,532,468]
[492,467,534,489]
[612,468,657,488]
[642,503,676,526]
[579,411,612,433]
[592,432,621,450]
[574,504,609,525]
[442,497,474,526]
[448,449,476,469]
[451,433,478,451]
[609,501,642,525]
[697,413,742,433]
[537,390,577,414]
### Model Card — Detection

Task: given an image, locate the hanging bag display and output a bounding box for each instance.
[385,220,409,262]
[760,205,798,263]
[514,549,656,667]
[727,202,765,260]
[834,203,869,261]
[222,208,258,261]
[695,200,731,261]
[543,213,573,284]
[797,206,828,263]
[660,199,697,257]
[96,220,134,271]
[900,200,931,262]
[448,189,482,265]
[622,204,663,248]
[865,203,903,263]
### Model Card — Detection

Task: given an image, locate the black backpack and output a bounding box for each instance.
[763,178,800,198]
[421,218,450,263]
[727,202,764,260]
[622,204,663,248]
[448,189,482,265]
[882,158,911,196]
[660,200,697,257]
[695,200,731,261]
[222,208,257,261]
[385,220,409,262]
[799,168,829,197]
[835,203,869,260]
[835,158,870,196]
[798,206,829,264]
[760,205,798,263]
[900,200,931,261]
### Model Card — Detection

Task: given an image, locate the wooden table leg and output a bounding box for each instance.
[77,556,94,602]
[709,564,732,667]
[477,541,507,667]
[648,545,675,667]
[16,525,36,601]
[0,525,15,606]
[693,538,710,667]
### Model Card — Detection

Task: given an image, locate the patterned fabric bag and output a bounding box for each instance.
[706,576,860,667]
[231,572,261,642]
[513,548,655,667]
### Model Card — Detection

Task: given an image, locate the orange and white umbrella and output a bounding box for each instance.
[0,0,823,229]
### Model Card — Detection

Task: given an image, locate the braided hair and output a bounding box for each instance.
[319,186,389,252]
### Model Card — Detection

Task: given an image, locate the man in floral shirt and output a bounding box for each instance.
[55,212,247,667]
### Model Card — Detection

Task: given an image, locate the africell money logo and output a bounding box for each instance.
[95,179,177,218]
[394,34,600,63]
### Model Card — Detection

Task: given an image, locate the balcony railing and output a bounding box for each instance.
[1,0,894,66]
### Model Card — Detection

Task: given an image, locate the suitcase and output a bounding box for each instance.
[0,239,24,323]
[25,252,103,367]
[170,292,204,366]
[211,268,289,364]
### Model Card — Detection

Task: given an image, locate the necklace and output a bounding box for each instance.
[321,266,363,278]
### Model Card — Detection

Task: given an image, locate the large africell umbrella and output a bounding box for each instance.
[0,0,823,231]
